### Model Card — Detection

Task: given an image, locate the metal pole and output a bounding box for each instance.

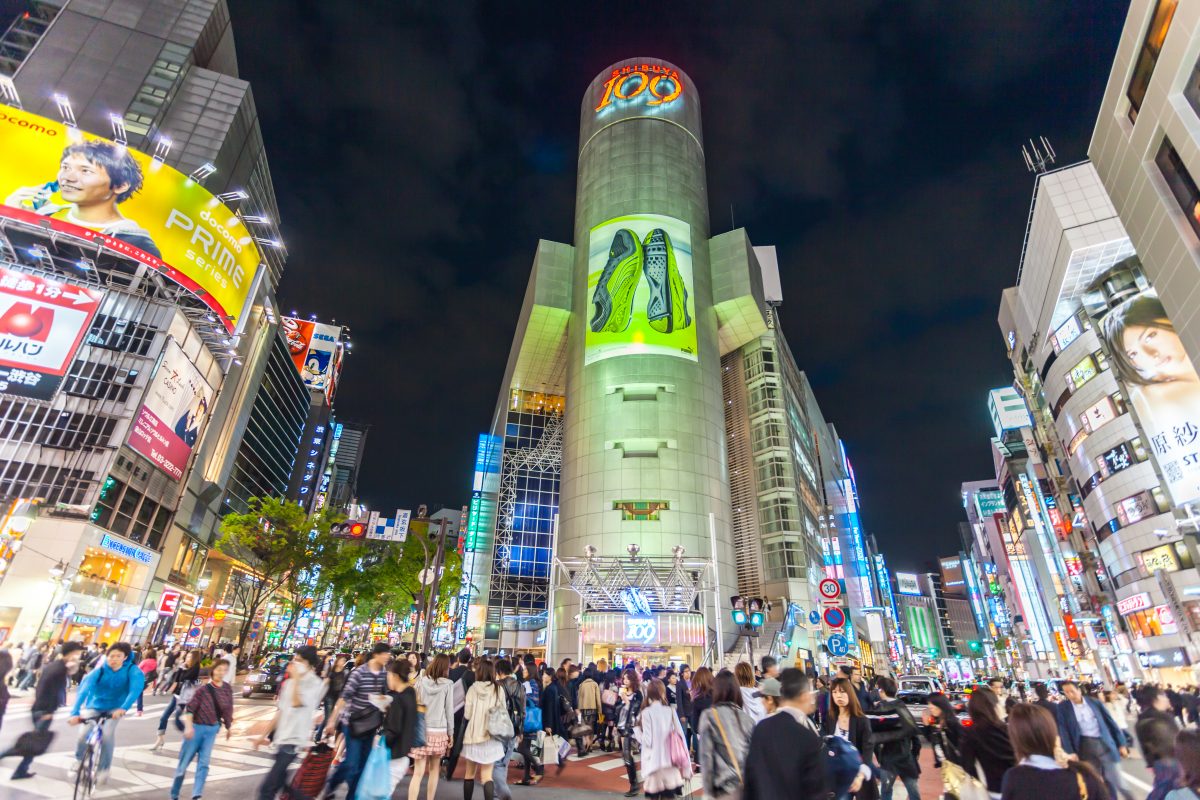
[709,513,723,667]
[411,535,431,652]
[421,518,449,655]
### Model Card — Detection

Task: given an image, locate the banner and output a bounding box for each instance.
[128,340,215,480]
[585,213,696,365]
[0,105,262,331]
[281,317,315,372]
[301,322,342,392]
[0,266,103,400]
[1096,287,1200,507]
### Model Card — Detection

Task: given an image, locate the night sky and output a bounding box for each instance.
[1,2,1131,570]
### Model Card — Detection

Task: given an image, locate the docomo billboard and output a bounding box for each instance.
[0,106,262,332]
[0,266,103,400]
[1117,591,1152,616]
[128,339,215,480]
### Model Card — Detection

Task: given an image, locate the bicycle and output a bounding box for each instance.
[73,711,114,800]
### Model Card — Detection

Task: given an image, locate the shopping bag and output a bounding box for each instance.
[541,732,559,766]
[523,701,542,734]
[354,735,393,800]
[668,725,693,779]
[291,742,335,799]
[556,735,571,763]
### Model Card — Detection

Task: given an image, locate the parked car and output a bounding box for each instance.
[898,674,945,695]
[241,651,292,698]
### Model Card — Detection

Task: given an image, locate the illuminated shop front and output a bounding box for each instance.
[581,612,706,668]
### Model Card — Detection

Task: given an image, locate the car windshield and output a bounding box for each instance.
[257,653,290,669]
[897,691,930,704]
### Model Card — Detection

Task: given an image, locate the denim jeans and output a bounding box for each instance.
[325,724,373,798]
[879,768,921,800]
[75,715,121,772]
[493,736,516,799]
[159,695,185,733]
[256,743,299,800]
[10,712,51,776]
[171,723,219,799]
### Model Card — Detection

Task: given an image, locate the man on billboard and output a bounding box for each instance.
[173,394,209,448]
[4,140,161,258]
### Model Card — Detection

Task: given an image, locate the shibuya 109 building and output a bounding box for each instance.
[461,58,883,668]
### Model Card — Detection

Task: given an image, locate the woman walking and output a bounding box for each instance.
[575,666,601,756]
[697,670,753,800]
[154,650,201,750]
[539,667,572,743]
[960,686,1016,798]
[323,653,350,731]
[1000,703,1109,800]
[461,658,506,799]
[824,676,876,799]
[925,693,965,769]
[636,678,688,800]
[170,661,233,800]
[408,653,455,800]
[382,658,419,796]
[617,669,645,797]
[136,647,157,716]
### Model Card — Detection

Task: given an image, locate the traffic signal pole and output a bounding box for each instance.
[420,517,450,655]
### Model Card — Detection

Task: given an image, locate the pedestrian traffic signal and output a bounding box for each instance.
[968,640,982,653]
[331,520,366,539]
[748,597,765,627]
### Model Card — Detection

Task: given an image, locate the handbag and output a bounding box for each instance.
[668,724,693,779]
[942,760,990,800]
[349,704,383,738]
[523,699,542,734]
[601,688,618,707]
[711,707,744,786]
[488,690,515,740]
[354,734,393,800]
[569,720,593,738]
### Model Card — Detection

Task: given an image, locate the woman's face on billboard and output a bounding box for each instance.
[1123,323,1195,382]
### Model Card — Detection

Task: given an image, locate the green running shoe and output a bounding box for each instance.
[590,228,642,333]
[642,228,691,333]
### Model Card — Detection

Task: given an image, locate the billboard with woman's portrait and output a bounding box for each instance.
[1096,285,1200,507]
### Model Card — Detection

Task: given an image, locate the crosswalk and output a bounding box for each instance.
[0,705,280,799]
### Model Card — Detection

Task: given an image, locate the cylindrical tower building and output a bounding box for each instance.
[553,58,737,663]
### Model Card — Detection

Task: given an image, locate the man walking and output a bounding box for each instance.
[444,648,475,779]
[872,675,922,800]
[493,659,526,799]
[4,642,84,779]
[253,646,326,800]
[1056,679,1131,800]
[324,642,392,799]
[743,668,829,800]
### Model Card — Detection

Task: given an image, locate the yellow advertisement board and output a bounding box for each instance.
[0,105,262,331]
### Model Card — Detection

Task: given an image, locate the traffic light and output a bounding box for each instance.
[968,640,982,653]
[331,521,367,539]
[748,597,765,628]
[730,596,747,626]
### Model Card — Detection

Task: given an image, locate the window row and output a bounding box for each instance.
[91,476,173,551]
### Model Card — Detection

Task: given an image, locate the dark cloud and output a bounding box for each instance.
[220,1,1127,567]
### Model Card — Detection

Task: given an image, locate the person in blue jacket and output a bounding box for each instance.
[68,641,145,784]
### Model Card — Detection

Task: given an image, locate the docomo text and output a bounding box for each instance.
[595,65,683,112]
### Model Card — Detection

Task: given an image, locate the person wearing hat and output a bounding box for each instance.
[755,677,782,717]
[254,646,326,800]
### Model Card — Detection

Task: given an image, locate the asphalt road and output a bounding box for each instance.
[0,680,1165,799]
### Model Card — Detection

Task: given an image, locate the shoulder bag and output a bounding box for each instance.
[487,689,515,740]
[711,707,743,786]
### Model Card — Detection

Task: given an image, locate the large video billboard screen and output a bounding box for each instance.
[0,106,262,332]
[128,340,215,480]
[1097,287,1200,507]
[300,322,341,392]
[0,266,103,400]
[586,213,696,365]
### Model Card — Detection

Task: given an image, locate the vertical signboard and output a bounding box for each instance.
[281,317,315,372]
[0,267,103,400]
[128,340,215,480]
[301,322,342,394]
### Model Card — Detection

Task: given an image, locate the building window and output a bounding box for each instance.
[1156,137,1200,240]
[1128,0,1178,122]
[764,538,805,580]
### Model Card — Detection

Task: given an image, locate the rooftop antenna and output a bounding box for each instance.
[1022,136,1056,174]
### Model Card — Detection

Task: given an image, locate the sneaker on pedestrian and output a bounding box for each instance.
[96,768,109,785]
[67,760,80,778]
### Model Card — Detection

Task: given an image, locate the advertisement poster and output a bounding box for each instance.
[128,340,215,480]
[1097,287,1200,507]
[281,317,315,372]
[301,322,342,392]
[0,266,103,400]
[585,213,696,365]
[0,106,262,331]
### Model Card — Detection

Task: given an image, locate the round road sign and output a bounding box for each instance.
[808,610,821,626]
[188,627,201,638]
[213,609,227,622]
[827,633,850,657]
[818,578,841,600]
[822,606,846,629]
[191,615,206,628]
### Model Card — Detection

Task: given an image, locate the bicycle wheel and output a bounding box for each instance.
[73,738,95,800]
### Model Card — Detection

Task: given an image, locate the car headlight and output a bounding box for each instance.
[247,674,262,683]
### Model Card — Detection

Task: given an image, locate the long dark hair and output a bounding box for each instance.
[711,670,743,708]
[691,666,714,700]
[928,693,964,733]
[968,686,1004,728]
[1101,293,1178,386]
[1178,728,1200,789]
[622,669,641,694]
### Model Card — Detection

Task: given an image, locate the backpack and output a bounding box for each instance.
[823,735,864,796]
[524,698,543,734]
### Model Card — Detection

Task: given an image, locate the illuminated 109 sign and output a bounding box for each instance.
[595,65,683,112]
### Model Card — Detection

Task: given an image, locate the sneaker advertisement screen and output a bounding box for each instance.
[128,339,215,481]
[586,213,697,365]
[0,105,263,332]
[1095,285,1200,508]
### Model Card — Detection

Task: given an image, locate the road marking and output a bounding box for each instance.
[1121,769,1153,793]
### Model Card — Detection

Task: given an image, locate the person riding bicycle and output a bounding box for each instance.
[68,642,145,784]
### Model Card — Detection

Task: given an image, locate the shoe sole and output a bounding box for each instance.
[642,228,691,333]
[590,229,642,333]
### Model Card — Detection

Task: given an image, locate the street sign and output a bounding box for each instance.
[818,578,841,602]
[808,610,821,626]
[823,607,846,629]
[188,627,201,638]
[191,615,206,628]
[248,632,258,640]
[213,609,227,622]
[827,633,850,657]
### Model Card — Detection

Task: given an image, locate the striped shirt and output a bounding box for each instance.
[339,663,388,721]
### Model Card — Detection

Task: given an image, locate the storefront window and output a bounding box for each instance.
[1128,0,1178,121]
[1125,605,1176,638]
[1155,136,1200,241]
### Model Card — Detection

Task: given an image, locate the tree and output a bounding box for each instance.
[217,497,341,650]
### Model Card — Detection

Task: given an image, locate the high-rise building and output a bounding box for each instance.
[0,0,303,648]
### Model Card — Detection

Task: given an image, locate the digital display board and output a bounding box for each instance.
[585,213,696,365]
[128,339,214,480]
[896,572,922,596]
[0,106,262,331]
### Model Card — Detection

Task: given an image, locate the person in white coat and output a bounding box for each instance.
[636,678,689,799]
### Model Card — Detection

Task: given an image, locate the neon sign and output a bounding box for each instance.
[596,65,683,112]
[625,616,657,643]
